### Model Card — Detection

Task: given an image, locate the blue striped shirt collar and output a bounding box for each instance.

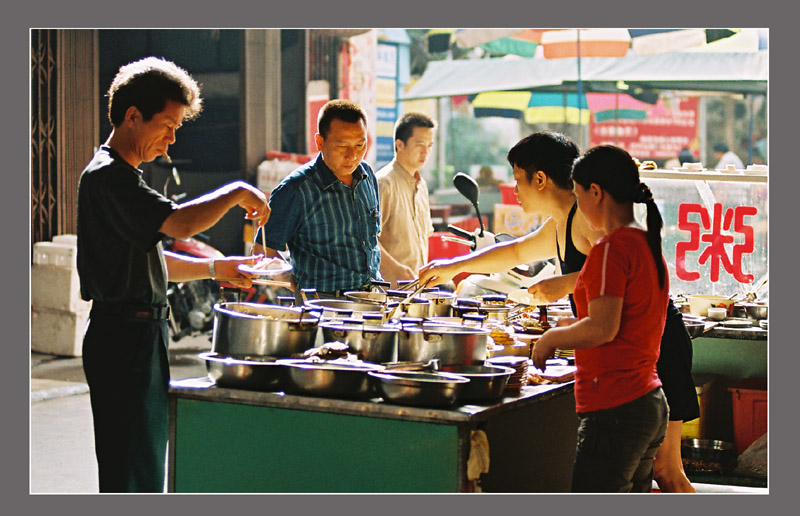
[313,153,366,191]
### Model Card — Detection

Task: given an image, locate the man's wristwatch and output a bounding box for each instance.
[208,260,216,279]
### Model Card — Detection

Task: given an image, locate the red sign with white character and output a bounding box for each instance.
[588,95,698,160]
[676,202,758,283]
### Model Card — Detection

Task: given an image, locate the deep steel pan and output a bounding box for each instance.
[211,302,320,358]
[397,324,490,366]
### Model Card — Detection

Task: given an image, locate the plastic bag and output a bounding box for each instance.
[733,432,767,477]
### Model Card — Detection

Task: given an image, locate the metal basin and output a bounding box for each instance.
[211,302,320,358]
[282,359,385,399]
[397,324,490,366]
[320,318,399,363]
[441,364,515,403]
[681,439,738,475]
[369,370,470,408]
[200,352,288,392]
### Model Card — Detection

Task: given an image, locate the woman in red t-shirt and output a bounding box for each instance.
[532,145,670,492]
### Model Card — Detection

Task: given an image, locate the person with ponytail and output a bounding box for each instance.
[532,145,672,493]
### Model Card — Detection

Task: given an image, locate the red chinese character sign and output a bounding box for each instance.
[588,94,698,160]
[676,203,758,283]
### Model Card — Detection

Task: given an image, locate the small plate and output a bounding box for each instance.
[721,318,753,329]
[673,167,706,173]
[238,258,293,276]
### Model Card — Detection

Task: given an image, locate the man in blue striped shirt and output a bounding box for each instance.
[257,100,382,299]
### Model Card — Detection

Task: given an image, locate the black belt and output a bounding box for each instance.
[91,301,171,320]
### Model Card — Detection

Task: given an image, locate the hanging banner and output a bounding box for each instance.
[588,95,698,160]
[375,42,399,169]
[347,30,378,166]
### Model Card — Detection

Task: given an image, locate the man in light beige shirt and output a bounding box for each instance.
[376,113,436,286]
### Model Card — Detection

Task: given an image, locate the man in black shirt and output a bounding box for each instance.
[77,57,270,492]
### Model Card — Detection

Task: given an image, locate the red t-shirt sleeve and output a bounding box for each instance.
[581,238,628,303]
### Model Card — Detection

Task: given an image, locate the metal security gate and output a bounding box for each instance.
[30,29,98,247]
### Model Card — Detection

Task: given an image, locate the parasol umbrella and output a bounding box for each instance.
[539,29,631,147]
[470,90,590,125]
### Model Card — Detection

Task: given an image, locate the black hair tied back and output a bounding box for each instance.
[635,183,654,204]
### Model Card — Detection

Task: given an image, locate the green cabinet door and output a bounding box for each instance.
[173,399,461,493]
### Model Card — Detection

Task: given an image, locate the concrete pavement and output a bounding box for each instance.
[30,332,212,494]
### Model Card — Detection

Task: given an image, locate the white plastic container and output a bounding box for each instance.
[51,234,78,247]
[31,264,92,312]
[32,242,77,268]
[31,307,90,357]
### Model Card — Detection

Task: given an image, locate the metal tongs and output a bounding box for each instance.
[388,278,433,320]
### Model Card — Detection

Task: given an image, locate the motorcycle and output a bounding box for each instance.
[161,165,275,341]
[441,172,555,298]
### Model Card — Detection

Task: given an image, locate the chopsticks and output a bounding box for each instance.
[396,278,420,291]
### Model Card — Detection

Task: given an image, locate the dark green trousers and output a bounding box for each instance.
[82,312,170,493]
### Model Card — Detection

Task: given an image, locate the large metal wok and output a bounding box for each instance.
[369,370,470,408]
[200,352,288,391]
[282,359,385,399]
[211,302,321,358]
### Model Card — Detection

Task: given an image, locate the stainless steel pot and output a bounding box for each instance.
[369,370,470,407]
[320,318,399,363]
[418,291,456,317]
[397,324,491,366]
[304,298,385,319]
[388,298,431,319]
[282,359,385,399]
[452,298,510,321]
[740,302,768,320]
[441,364,515,403]
[211,303,321,358]
[201,351,288,391]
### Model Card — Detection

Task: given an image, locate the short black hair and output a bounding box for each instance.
[713,142,729,153]
[394,112,436,144]
[317,99,368,139]
[107,57,202,127]
[506,131,579,190]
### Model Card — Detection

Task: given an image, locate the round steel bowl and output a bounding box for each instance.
[304,299,385,320]
[200,352,288,391]
[320,319,400,363]
[369,370,470,408]
[211,302,321,358]
[683,321,707,338]
[441,364,515,403]
[282,359,385,399]
[397,324,491,366]
[681,439,738,475]
[417,291,456,317]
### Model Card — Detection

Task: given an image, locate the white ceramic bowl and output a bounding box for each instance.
[707,307,728,321]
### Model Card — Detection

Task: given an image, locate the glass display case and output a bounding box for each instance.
[638,169,768,298]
